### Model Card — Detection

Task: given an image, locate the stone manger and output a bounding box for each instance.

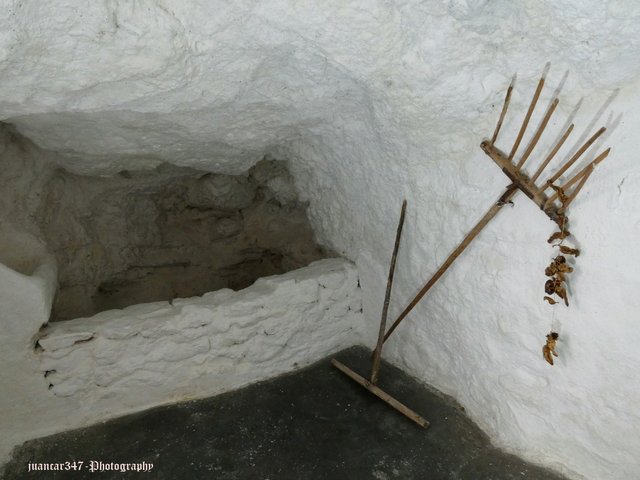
[1,253,363,466]
[0,130,364,463]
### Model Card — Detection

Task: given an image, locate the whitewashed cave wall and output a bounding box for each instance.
[1,1,640,479]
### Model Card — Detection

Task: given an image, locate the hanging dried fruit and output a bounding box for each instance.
[555,284,569,306]
[550,184,568,205]
[543,332,559,365]
[548,230,571,243]
[476,69,612,369]
[559,246,580,256]
[545,256,574,277]
[544,278,557,295]
[554,211,569,230]
[543,178,578,309]
[544,277,563,299]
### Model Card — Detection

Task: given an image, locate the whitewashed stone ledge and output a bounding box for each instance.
[37,258,363,406]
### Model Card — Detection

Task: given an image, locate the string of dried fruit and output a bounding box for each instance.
[541,185,582,365]
[543,185,581,307]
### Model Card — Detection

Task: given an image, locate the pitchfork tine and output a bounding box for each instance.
[542,126,606,188]
[508,73,546,162]
[491,76,515,145]
[531,123,574,183]
[516,97,559,170]
[563,165,595,209]
[546,148,611,204]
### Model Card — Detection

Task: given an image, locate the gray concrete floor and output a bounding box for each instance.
[2,347,566,479]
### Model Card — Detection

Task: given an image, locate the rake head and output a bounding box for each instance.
[480,67,611,225]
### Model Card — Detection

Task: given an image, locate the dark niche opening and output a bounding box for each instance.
[38,158,333,321]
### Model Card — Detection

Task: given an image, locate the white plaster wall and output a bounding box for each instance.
[288,79,640,479]
[1,2,640,478]
[0,258,363,466]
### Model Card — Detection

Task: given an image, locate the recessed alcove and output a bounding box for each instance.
[37,158,332,321]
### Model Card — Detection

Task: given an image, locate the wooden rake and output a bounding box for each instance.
[332,67,612,428]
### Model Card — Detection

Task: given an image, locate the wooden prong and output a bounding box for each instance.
[383,184,519,343]
[491,78,514,145]
[544,126,606,186]
[508,74,546,162]
[371,199,407,385]
[516,97,559,170]
[531,123,574,184]
[332,359,429,428]
[563,165,595,209]
[547,148,611,203]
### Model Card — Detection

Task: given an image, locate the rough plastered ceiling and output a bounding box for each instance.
[1,1,640,479]
[1,1,639,174]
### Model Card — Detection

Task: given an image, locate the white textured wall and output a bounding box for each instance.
[0,258,363,465]
[1,2,640,478]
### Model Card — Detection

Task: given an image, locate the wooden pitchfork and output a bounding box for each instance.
[332,67,612,427]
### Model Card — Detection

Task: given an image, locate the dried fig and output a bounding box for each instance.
[559,246,580,257]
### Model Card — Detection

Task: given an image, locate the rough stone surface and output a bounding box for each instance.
[1,2,640,479]
[0,258,363,467]
[36,158,331,320]
[1,347,566,480]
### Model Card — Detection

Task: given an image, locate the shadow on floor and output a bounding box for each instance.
[2,346,566,479]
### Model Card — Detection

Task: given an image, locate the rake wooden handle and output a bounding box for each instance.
[371,199,407,384]
[382,185,518,343]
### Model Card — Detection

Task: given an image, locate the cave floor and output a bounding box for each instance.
[3,346,565,480]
